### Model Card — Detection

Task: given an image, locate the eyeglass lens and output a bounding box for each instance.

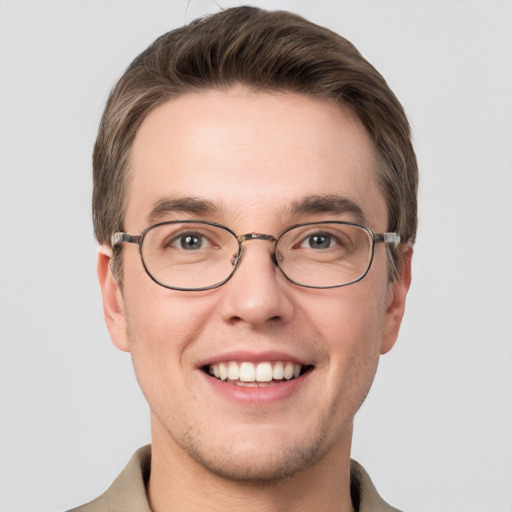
[140,221,374,290]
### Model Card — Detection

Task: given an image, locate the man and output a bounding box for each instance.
[72,6,417,511]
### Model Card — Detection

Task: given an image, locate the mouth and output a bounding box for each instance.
[203,361,313,387]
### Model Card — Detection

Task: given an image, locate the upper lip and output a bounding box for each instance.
[196,350,312,368]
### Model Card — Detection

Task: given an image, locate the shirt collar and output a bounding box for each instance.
[74,445,402,512]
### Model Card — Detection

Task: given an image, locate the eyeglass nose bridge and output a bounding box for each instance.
[231,232,279,268]
[237,232,277,243]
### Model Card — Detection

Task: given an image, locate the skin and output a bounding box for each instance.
[98,87,412,512]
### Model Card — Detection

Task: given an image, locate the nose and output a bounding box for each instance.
[219,238,295,327]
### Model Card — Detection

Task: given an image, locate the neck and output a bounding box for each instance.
[147,416,355,512]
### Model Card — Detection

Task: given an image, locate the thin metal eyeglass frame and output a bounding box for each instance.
[111,219,401,291]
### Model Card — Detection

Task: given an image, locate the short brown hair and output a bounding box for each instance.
[93,6,418,280]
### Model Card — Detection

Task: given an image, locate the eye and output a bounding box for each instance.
[300,232,338,249]
[171,231,211,250]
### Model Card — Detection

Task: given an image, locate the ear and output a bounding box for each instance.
[380,245,413,355]
[97,245,130,352]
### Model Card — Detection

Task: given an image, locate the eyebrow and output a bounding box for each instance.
[146,194,365,226]
[147,197,221,224]
[286,195,366,224]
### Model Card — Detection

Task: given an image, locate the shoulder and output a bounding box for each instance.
[350,460,404,512]
[67,446,152,512]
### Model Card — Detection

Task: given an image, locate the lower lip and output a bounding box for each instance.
[201,370,311,405]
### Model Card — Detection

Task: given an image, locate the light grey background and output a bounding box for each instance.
[1,1,511,511]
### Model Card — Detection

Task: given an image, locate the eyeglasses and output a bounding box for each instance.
[111,220,400,291]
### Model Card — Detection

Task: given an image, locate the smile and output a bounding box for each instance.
[206,361,312,387]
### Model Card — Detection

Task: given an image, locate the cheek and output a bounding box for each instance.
[308,282,387,346]
[124,289,215,357]
[121,252,213,344]
[122,286,213,418]
[305,280,388,388]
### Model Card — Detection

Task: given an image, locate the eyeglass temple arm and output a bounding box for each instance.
[111,232,141,247]
[374,232,401,247]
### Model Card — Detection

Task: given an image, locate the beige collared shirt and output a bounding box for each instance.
[69,445,402,512]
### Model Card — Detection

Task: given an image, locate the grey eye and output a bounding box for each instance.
[173,232,208,250]
[302,233,333,249]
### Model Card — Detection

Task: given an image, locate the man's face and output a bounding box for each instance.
[99,87,410,482]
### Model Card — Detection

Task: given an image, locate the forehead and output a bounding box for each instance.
[126,87,386,230]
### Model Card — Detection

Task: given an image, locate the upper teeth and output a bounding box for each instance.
[209,361,302,383]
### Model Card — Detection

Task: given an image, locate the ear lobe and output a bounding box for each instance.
[380,245,413,355]
[97,245,130,352]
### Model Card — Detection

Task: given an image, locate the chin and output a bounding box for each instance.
[177,427,329,485]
